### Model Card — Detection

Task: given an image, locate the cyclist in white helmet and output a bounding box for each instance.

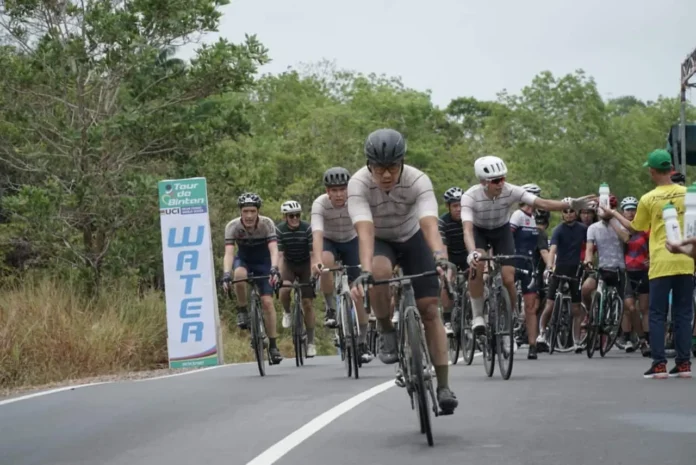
[276,200,319,357]
[461,155,595,341]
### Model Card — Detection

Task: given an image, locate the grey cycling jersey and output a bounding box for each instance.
[587,220,625,270]
[461,183,537,229]
[347,164,439,243]
[224,215,277,248]
[310,194,357,243]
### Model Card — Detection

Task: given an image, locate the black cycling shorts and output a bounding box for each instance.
[473,223,516,267]
[374,230,439,300]
[547,264,581,304]
[625,269,649,297]
[586,267,626,301]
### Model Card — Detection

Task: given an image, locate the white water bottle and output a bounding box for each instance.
[684,182,696,239]
[599,183,610,209]
[663,203,682,243]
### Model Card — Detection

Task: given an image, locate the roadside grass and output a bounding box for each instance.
[0,277,337,389]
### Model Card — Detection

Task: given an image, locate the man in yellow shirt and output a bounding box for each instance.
[608,149,693,379]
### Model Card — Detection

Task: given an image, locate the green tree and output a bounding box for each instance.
[0,0,268,292]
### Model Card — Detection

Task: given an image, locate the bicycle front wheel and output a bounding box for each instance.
[462,294,476,365]
[405,307,433,447]
[482,299,495,377]
[250,295,266,376]
[496,287,514,380]
[293,296,305,367]
[344,295,360,379]
[600,291,624,357]
[586,291,600,359]
[448,305,461,364]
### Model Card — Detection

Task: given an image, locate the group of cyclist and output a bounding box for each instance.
[220,128,694,415]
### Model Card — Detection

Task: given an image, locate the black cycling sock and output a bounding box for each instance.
[434,365,448,390]
[269,338,277,349]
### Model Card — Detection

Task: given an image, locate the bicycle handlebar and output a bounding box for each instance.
[470,254,533,280]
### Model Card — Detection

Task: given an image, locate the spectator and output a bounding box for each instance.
[608,149,693,379]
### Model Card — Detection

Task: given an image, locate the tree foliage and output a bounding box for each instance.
[1,4,694,294]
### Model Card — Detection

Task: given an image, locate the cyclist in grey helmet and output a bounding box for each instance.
[222,192,283,365]
[312,166,374,364]
[439,186,467,336]
[348,128,458,414]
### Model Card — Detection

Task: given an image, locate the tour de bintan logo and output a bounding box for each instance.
[159,178,208,214]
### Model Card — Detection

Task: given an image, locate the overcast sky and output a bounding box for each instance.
[179,0,696,108]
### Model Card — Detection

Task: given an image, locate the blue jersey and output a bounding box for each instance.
[550,220,588,268]
[510,209,539,269]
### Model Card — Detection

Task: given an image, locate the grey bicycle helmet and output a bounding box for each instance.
[620,196,638,210]
[364,128,407,165]
[237,192,262,208]
[521,183,542,196]
[323,167,351,187]
[280,200,302,214]
[443,187,463,204]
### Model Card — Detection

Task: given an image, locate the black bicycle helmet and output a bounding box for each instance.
[364,128,406,165]
[443,187,463,204]
[534,209,550,224]
[237,192,262,208]
[323,167,351,187]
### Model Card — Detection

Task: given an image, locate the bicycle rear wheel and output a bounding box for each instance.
[481,299,495,377]
[250,296,266,377]
[600,291,623,357]
[405,307,433,447]
[496,287,514,380]
[586,291,600,359]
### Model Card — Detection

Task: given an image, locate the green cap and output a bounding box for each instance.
[643,149,673,170]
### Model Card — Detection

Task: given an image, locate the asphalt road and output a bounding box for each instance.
[1,348,694,465]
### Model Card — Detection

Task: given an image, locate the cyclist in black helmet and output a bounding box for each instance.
[311,167,374,364]
[348,128,459,414]
[222,192,283,364]
[438,186,467,336]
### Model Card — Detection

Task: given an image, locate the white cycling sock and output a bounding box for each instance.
[471,297,484,320]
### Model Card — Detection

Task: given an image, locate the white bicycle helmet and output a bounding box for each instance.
[561,197,574,209]
[621,196,638,210]
[280,200,302,214]
[474,155,508,180]
[521,183,541,196]
[443,186,463,204]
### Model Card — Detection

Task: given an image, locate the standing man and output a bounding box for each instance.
[609,149,693,378]
[348,128,458,414]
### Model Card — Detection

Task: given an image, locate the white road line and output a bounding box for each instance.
[247,351,485,465]
[0,382,111,407]
[0,361,253,407]
[246,380,395,465]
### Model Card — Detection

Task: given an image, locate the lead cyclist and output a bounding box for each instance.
[461,155,595,337]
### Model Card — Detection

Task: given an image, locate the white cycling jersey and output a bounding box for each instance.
[224,215,277,248]
[310,194,356,243]
[347,164,438,242]
[461,183,537,230]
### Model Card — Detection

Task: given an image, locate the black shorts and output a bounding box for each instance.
[547,264,581,304]
[588,267,626,301]
[323,237,360,283]
[280,260,315,298]
[473,223,516,266]
[625,269,649,297]
[374,230,439,300]
[516,266,537,295]
[449,254,469,273]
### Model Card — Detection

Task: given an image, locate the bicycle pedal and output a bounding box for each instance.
[394,377,406,388]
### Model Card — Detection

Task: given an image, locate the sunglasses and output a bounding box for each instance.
[286,213,301,219]
[489,177,505,185]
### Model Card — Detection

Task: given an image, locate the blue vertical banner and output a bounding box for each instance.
[159,178,223,368]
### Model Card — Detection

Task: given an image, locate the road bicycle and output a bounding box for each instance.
[228,273,273,377]
[448,269,476,365]
[546,272,579,355]
[277,276,317,367]
[471,255,530,380]
[362,264,455,447]
[586,267,624,358]
[320,262,362,379]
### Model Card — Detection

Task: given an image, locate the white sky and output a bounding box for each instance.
[179,0,696,108]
